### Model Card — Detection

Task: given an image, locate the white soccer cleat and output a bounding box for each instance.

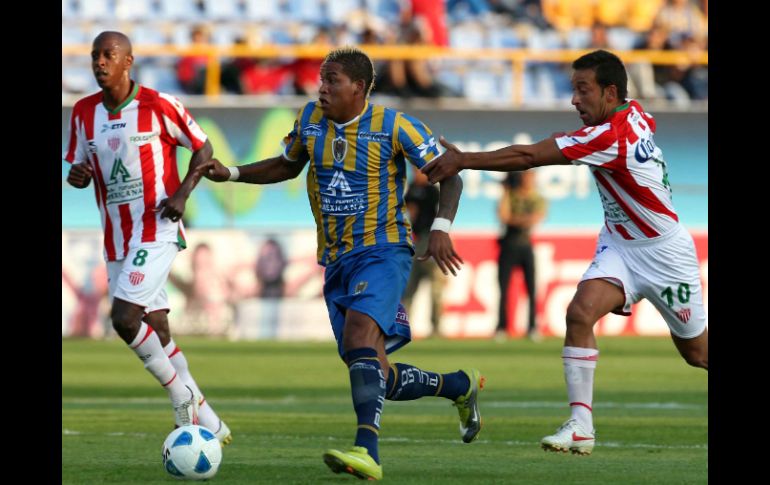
[541,418,595,455]
[173,385,200,427]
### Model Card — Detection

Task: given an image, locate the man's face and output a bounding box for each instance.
[91,35,132,90]
[570,69,612,126]
[318,62,361,123]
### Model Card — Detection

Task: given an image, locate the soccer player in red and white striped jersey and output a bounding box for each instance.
[63,32,231,444]
[422,50,707,455]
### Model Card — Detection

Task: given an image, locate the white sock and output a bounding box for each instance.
[562,346,598,432]
[129,322,189,404]
[164,339,223,432]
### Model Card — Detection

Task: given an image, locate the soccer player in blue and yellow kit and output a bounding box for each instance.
[206,47,484,480]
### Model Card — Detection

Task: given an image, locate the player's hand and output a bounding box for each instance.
[67,162,93,189]
[156,192,187,222]
[191,159,216,180]
[205,158,231,182]
[417,230,464,276]
[421,136,464,184]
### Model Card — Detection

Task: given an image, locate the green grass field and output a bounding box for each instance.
[62,337,707,484]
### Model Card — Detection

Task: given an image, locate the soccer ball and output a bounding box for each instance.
[162,425,222,480]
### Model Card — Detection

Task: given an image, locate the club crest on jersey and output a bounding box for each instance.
[108,137,121,152]
[129,271,145,286]
[676,308,691,323]
[332,136,348,163]
[354,281,368,294]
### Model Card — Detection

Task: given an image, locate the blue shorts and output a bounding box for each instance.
[324,244,413,358]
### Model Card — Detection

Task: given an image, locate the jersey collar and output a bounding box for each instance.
[332,100,370,129]
[103,82,139,115]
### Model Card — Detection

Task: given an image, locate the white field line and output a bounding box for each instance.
[62,429,706,450]
[62,397,705,410]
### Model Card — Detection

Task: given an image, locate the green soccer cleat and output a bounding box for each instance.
[454,368,485,443]
[323,446,383,480]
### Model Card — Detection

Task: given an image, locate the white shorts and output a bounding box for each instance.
[107,242,179,314]
[581,224,707,339]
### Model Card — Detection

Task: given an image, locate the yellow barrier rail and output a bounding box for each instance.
[62,44,708,105]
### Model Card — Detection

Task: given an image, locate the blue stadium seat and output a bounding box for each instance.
[607,28,640,51]
[62,25,86,46]
[136,63,183,95]
[157,0,202,21]
[463,70,498,103]
[131,24,169,45]
[243,0,282,22]
[62,0,77,20]
[202,0,242,21]
[78,0,113,20]
[114,0,154,21]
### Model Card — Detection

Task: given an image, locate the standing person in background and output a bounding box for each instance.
[64,31,231,444]
[402,167,446,337]
[423,49,707,456]
[496,170,547,341]
[205,47,484,481]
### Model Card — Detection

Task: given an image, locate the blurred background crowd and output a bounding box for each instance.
[62,0,708,106]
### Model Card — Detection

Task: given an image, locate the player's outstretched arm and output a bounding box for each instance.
[207,152,310,185]
[66,162,94,189]
[158,140,215,221]
[417,174,464,276]
[422,136,570,184]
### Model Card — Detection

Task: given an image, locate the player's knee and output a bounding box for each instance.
[110,307,140,335]
[565,300,595,329]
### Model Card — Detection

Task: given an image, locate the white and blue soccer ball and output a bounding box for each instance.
[162,425,222,480]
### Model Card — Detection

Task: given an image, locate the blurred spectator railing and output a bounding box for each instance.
[62,44,707,106]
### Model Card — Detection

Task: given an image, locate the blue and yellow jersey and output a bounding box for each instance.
[282,101,443,266]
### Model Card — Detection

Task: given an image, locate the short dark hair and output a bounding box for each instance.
[572,50,627,101]
[323,46,376,96]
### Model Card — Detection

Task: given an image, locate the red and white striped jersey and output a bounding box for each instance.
[555,100,679,240]
[63,84,207,261]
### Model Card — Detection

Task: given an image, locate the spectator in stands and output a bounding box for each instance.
[375,19,454,98]
[654,0,708,49]
[404,0,451,46]
[177,24,242,94]
[291,28,333,96]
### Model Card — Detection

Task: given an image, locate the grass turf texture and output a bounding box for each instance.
[63,337,707,484]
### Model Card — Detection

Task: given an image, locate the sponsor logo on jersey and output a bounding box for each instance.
[130,131,160,145]
[109,158,131,183]
[87,140,97,154]
[129,271,145,286]
[358,131,391,143]
[101,122,126,133]
[396,304,410,326]
[106,157,143,204]
[416,137,437,158]
[302,123,323,137]
[634,137,657,163]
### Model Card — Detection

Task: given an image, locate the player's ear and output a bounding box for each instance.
[125,54,134,69]
[605,84,618,102]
